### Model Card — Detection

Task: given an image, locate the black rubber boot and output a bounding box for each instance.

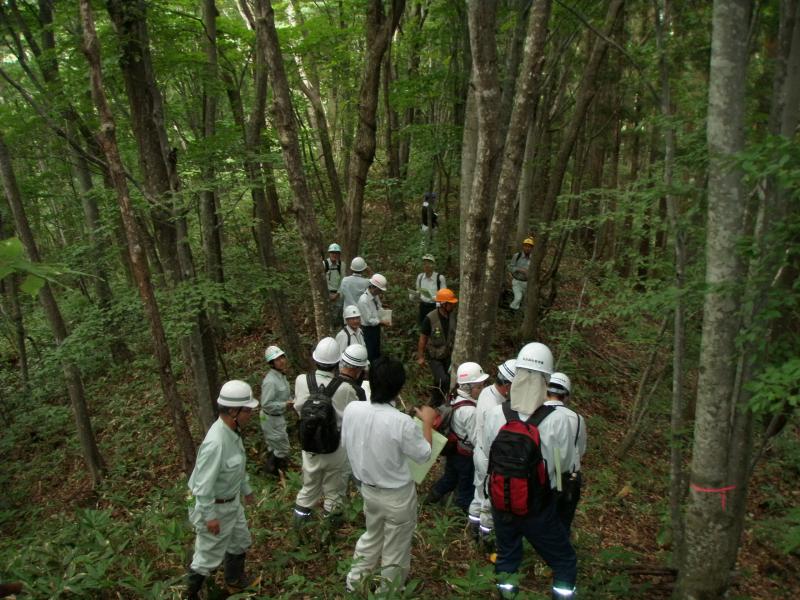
[224,552,255,591]
[185,570,206,600]
[263,452,278,476]
[274,455,289,474]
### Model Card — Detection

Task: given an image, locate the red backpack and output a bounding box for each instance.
[434,398,476,456]
[487,403,555,516]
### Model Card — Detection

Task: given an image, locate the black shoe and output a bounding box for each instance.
[185,570,206,600]
[224,552,259,591]
[274,455,289,473]
[423,491,443,505]
[263,452,279,476]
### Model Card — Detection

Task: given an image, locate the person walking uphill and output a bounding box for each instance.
[293,338,366,527]
[417,288,458,406]
[508,238,534,311]
[260,345,292,477]
[358,273,390,361]
[339,256,371,315]
[342,356,436,593]
[186,380,260,600]
[483,343,577,600]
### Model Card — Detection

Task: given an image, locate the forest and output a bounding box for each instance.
[0,0,798,598]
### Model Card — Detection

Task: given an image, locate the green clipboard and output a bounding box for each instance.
[407,417,448,484]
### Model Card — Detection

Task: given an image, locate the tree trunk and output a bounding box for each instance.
[106,0,220,429]
[0,132,105,487]
[452,0,502,366]
[676,1,752,597]
[521,0,624,339]
[341,0,406,260]
[79,0,196,474]
[255,0,331,341]
[515,115,538,245]
[458,82,478,274]
[476,0,552,361]
[200,0,225,287]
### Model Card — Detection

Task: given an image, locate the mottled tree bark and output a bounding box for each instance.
[677,1,752,597]
[79,0,196,474]
[0,132,105,487]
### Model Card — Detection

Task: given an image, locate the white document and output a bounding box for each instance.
[407,417,448,484]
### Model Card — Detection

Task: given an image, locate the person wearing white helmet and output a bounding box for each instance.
[186,380,260,599]
[292,337,364,526]
[482,342,577,600]
[339,256,371,317]
[426,362,487,514]
[468,358,517,546]
[542,372,586,535]
[336,305,366,355]
[508,237,535,311]
[323,243,344,329]
[357,273,390,361]
[415,254,445,326]
[260,345,292,477]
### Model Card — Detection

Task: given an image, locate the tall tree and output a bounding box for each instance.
[341,0,405,261]
[0,132,105,487]
[676,1,752,597]
[255,0,330,341]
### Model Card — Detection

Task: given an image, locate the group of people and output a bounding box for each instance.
[183,241,586,599]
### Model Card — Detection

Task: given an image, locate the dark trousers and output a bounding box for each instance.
[556,473,582,536]
[432,452,475,513]
[493,501,577,588]
[427,358,450,407]
[418,302,436,327]
[362,325,381,361]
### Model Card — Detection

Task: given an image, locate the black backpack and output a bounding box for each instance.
[487,403,555,516]
[298,374,344,454]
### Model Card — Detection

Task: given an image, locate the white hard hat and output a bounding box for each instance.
[370,273,388,291]
[497,359,517,383]
[342,344,369,368]
[548,372,571,395]
[217,380,258,408]
[516,342,554,379]
[350,256,367,272]
[422,253,435,262]
[343,305,361,320]
[312,337,341,365]
[264,345,285,362]
[328,243,341,252]
[457,362,489,385]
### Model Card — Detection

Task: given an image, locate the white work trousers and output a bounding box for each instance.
[189,500,251,576]
[346,481,418,592]
[295,445,350,512]
[260,413,290,458]
[510,278,527,310]
[470,448,493,530]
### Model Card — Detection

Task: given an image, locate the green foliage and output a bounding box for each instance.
[0,237,80,296]
[746,358,800,414]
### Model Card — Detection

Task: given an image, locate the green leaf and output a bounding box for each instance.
[19,274,44,296]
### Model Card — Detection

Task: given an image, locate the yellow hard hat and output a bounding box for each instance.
[523,237,535,246]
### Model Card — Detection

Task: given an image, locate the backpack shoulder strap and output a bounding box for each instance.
[501,401,519,423]
[452,399,476,410]
[574,413,581,446]
[306,372,318,393]
[417,273,423,288]
[324,376,345,398]
[436,273,443,289]
[528,404,556,427]
[344,378,366,402]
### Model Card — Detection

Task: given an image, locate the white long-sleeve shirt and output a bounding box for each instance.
[483,401,586,489]
[357,289,382,326]
[472,385,506,475]
[342,401,431,488]
[335,324,365,354]
[450,389,478,449]
[339,274,370,313]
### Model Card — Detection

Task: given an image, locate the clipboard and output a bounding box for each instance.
[407,417,448,484]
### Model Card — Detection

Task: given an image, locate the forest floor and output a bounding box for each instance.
[1,232,798,599]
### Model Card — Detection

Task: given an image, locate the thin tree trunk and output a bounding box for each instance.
[341,0,406,261]
[458,82,478,274]
[255,0,331,341]
[200,0,225,287]
[477,0,552,361]
[521,0,625,339]
[515,115,538,245]
[0,132,105,487]
[677,1,752,597]
[79,0,196,474]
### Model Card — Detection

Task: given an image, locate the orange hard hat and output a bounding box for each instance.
[435,288,458,304]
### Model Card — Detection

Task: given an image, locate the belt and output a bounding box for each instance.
[215,496,237,504]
